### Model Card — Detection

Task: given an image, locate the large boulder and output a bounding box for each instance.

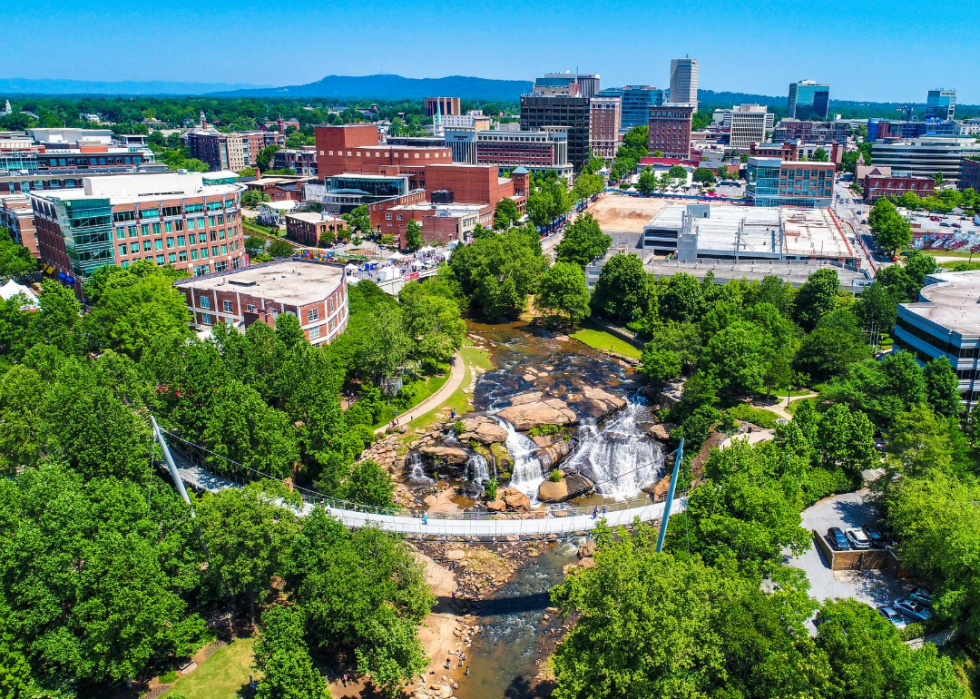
[564,473,594,498]
[537,478,569,503]
[566,387,628,421]
[642,474,672,498]
[486,487,531,513]
[536,439,572,469]
[457,415,509,445]
[649,423,672,441]
[497,394,577,431]
[419,446,469,465]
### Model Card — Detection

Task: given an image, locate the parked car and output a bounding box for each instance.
[879,605,908,629]
[828,527,851,551]
[940,222,952,228]
[952,223,962,229]
[894,597,933,622]
[846,528,872,550]
[909,587,933,608]
[863,525,887,548]
[930,216,942,222]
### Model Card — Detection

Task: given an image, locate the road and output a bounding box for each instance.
[832,178,882,273]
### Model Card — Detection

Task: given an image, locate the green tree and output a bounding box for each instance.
[591,253,650,323]
[536,261,591,327]
[256,145,282,171]
[244,235,267,257]
[868,198,912,255]
[336,460,394,508]
[317,228,336,247]
[275,311,307,350]
[659,272,705,323]
[795,310,872,381]
[640,322,701,386]
[253,606,329,699]
[692,167,716,185]
[555,213,612,267]
[702,320,769,395]
[526,179,572,228]
[667,164,687,181]
[359,303,410,380]
[268,239,294,258]
[197,481,301,623]
[811,147,829,162]
[343,205,373,236]
[493,197,521,230]
[636,167,657,196]
[399,282,465,368]
[793,268,840,331]
[923,357,961,418]
[404,219,423,251]
[571,173,604,202]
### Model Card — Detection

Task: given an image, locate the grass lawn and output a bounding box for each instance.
[399,345,492,446]
[921,249,976,258]
[726,404,782,429]
[161,637,258,699]
[785,397,819,416]
[941,260,980,272]
[570,329,643,360]
[375,372,450,427]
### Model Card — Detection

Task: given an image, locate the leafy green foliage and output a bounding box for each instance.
[254,606,329,699]
[405,219,423,251]
[868,198,912,255]
[493,197,521,230]
[591,254,650,323]
[555,213,611,267]
[0,227,36,280]
[536,261,591,326]
[526,179,572,228]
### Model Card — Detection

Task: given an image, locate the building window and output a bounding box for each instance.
[179,251,187,262]
[307,308,319,322]
[246,304,256,312]
[201,313,213,324]
[223,300,233,313]
[199,296,210,309]
[168,253,176,263]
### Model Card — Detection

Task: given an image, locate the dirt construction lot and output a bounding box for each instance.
[590,194,671,233]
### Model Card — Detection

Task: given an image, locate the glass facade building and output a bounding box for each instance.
[788,81,830,120]
[926,88,956,121]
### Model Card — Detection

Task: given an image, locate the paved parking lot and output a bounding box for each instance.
[786,490,911,631]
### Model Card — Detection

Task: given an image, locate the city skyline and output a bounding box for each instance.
[2,0,978,102]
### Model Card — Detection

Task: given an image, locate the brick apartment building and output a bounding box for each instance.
[746,157,836,208]
[273,147,318,175]
[285,211,347,246]
[861,167,936,203]
[186,113,285,171]
[589,96,621,158]
[0,193,38,257]
[30,172,247,291]
[244,176,314,202]
[425,97,461,117]
[175,259,348,346]
[772,119,850,145]
[377,202,490,248]
[648,104,695,159]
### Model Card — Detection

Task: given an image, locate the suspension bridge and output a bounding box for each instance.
[151,418,686,541]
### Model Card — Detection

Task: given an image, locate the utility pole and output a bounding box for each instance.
[656,438,684,553]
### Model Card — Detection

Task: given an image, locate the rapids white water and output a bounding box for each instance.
[496,418,546,500]
[407,451,433,485]
[561,399,664,500]
[464,452,491,489]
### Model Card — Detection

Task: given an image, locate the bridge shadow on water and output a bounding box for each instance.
[436,591,553,617]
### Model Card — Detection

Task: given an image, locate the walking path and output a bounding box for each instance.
[755,392,818,421]
[374,352,464,435]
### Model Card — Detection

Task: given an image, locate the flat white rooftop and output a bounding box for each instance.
[286,211,344,223]
[34,172,242,205]
[903,271,980,338]
[176,260,345,307]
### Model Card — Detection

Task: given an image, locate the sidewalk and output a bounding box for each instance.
[374,352,464,435]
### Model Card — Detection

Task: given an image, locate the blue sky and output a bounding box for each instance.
[4,0,979,102]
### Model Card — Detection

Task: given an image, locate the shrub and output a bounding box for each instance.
[485,478,498,501]
[453,420,465,436]
[725,404,780,430]
[549,470,563,482]
[529,424,560,437]
[159,670,179,684]
[802,467,855,506]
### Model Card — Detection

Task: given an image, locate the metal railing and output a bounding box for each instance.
[159,427,685,523]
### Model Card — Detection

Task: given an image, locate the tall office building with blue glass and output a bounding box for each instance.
[597,85,665,130]
[926,88,956,121]
[787,80,830,120]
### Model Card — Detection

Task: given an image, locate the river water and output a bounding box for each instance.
[446,321,663,698]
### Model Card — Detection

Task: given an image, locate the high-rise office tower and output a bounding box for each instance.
[669,58,699,108]
[788,80,831,120]
[926,88,956,121]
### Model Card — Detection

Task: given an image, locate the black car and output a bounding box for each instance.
[828,527,851,551]
[863,525,887,548]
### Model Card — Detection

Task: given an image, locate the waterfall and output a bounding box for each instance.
[464,453,491,492]
[407,451,433,485]
[562,399,663,500]
[496,418,545,499]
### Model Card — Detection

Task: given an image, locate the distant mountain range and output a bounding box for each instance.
[0,78,269,95]
[212,74,534,101]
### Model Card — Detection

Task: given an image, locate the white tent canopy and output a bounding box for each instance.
[388,251,406,261]
[418,245,436,254]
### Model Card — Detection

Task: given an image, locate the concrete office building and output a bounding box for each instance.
[871,137,980,185]
[746,157,835,208]
[669,58,699,107]
[724,104,772,151]
[175,259,349,346]
[441,112,491,130]
[29,172,247,289]
[788,80,831,120]
[532,73,600,98]
[648,104,695,159]
[893,270,980,405]
[926,88,957,121]
[519,95,592,169]
[425,97,461,117]
[444,127,573,178]
[960,158,980,192]
[589,96,621,158]
[642,203,856,265]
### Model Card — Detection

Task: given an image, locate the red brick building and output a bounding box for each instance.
[314,124,452,183]
[862,169,936,203]
[424,163,522,206]
[589,97,621,158]
[285,211,347,246]
[648,105,695,159]
[0,194,39,257]
[750,141,799,160]
[175,259,348,346]
[244,176,313,202]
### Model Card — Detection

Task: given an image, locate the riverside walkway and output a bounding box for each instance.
[159,426,684,541]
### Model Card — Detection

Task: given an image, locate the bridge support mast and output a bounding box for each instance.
[655,438,683,553]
